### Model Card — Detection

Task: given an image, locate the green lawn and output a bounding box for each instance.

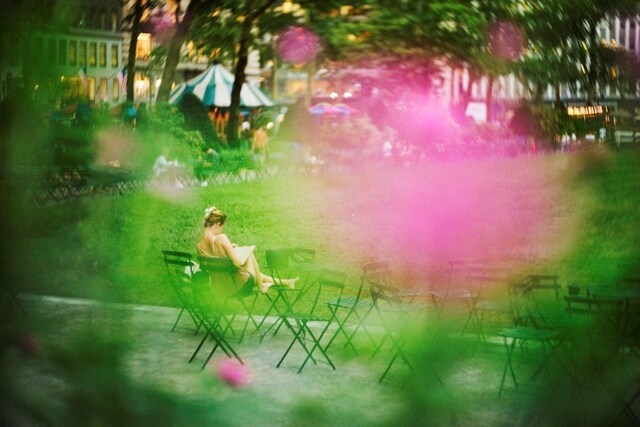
[16,148,640,308]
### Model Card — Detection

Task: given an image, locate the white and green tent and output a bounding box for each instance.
[168,64,274,107]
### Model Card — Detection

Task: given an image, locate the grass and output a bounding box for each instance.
[13,147,640,308]
[7,147,640,425]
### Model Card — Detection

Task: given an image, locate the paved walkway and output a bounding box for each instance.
[9,294,636,426]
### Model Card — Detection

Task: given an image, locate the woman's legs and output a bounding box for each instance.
[244,254,298,293]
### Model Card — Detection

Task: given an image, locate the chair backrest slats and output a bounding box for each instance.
[307,269,346,317]
[198,256,237,273]
[370,280,402,307]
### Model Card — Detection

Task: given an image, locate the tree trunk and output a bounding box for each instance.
[156,0,208,103]
[126,0,144,102]
[533,82,543,106]
[227,0,277,145]
[226,18,252,147]
[485,76,494,123]
[454,70,475,121]
[554,82,562,109]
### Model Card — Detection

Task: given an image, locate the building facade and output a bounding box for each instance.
[442,15,640,121]
[0,0,125,106]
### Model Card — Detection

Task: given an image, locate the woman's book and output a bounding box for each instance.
[234,245,256,265]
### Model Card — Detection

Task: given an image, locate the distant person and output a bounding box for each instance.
[197,206,298,294]
[251,127,268,160]
[152,148,182,188]
[206,147,219,165]
[241,119,251,140]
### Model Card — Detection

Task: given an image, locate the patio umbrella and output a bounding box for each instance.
[333,103,358,115]
[169,64,274,107]
[309,102,339,115]
[309,102,357,115]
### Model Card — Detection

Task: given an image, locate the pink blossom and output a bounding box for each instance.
[216,358,250,388]
[276,26,321,65]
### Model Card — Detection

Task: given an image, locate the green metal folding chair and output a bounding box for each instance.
[162,250,201,333]
[276,269,346,373]
[161,250,243,368]
[322,261,382,356]
[370,279,441,384]
[197,256,259,344]
[185,267,244,368]
[256,249,304,340]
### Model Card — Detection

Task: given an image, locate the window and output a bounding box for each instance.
[48,38,56,64]
[620,19,627,48]
[630,20,637,51]
[77,9,86,27]
[58,39,66,66]
[79,41,87,66]
[98,43,106,67]
[68,40,77,66]
[34,36,43,60]
[111,44,119,67]
[87,77,96,101]
[61,76,83,102]
[100,10,107,30]
[89,42,97,66]
[87,9,95,29]
[136,33,151,59]
[111,10,118,31]
[112,78,119,100]
[98,78,108,101]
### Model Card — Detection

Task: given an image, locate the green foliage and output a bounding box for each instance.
[49,125,96,170]
[250,110,273,129]
[136,103,202,163]
[176,93,220,150]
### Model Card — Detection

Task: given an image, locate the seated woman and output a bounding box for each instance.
[197,206,297,294]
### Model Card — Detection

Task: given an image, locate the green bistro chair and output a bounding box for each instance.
[161,250,242,368]
[256,249,303,340]
[322,261,382,357]
[370,279,441,384]
[276,269,347,373]
[197,256,259,344]
[186,272,244,369]
[162,250,202,333]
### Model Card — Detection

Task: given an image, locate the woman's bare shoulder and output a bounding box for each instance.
[216,233,231,245]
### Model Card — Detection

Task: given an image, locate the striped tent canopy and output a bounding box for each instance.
[169,64,274,107]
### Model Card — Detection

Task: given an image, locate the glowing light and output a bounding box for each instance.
[281,0,293,14]
[330,92,339,99]
[343,91,352,98]
[266,122,274,129]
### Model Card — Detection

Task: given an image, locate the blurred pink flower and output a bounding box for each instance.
[150,10,175,44]
[216,358,250,388]
[276,26,321,65]
[488,21,524,61]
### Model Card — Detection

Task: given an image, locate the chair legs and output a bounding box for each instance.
[276,317,335,373]
[189,313,244,369]
[377,324,443,385]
